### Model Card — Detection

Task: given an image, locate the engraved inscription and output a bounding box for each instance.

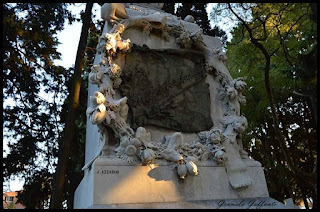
[96,169,120,174]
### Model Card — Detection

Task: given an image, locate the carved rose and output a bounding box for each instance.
[89,65,104,84]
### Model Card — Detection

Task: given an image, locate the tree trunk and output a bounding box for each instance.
[49,3,93,209]
[254,43,295,201]
[302,190,310,209]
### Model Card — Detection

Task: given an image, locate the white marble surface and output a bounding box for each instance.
[74,158,269,208]
[75,3,273,209]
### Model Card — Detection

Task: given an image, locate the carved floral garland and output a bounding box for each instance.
[84,6,251,186]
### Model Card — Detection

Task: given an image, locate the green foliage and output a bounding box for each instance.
[3,3,74,208]
[224,3,317,206]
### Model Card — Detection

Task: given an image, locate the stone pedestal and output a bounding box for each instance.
[74,157,272,209]
[74,3,298,209]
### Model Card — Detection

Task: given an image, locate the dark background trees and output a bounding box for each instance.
[212,3,317,208]
[163,3,228,46]
[3,3,105,208]
[49,3,93,208]
[3,3,73,208]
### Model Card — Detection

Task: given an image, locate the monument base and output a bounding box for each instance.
[74,156,294,209]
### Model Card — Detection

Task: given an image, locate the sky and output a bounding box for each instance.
[4,3,236,192]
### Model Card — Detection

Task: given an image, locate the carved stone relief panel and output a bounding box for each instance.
[120,45,213,132]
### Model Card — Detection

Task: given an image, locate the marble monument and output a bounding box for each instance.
[74,3,296,209]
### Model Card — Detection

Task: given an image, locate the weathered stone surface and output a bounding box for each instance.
[74,157,270,208]
[120,45,213,132]
[76,3,284,210]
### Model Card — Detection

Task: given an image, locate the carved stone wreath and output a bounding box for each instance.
[84,3,253,188]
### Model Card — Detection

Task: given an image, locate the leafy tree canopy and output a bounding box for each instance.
[212,3,317,208]
[3,3,74,208]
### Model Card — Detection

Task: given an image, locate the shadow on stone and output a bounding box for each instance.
[147,166,174,181]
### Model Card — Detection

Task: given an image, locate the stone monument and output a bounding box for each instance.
[74,3,297,209]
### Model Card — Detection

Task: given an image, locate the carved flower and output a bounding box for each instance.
[115,136,142,163]
[88,65,103,84]
[233,116,248,133]
[234,79,247,92]
[107,63,122,79]
[226,86,238,100]
[135,127,153,148]
[190,29,203,44]
[206,128,223,145]
[176,31,191,49]
[125,145,137,156]
[213,150,225,164]
[103,33,117,53]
